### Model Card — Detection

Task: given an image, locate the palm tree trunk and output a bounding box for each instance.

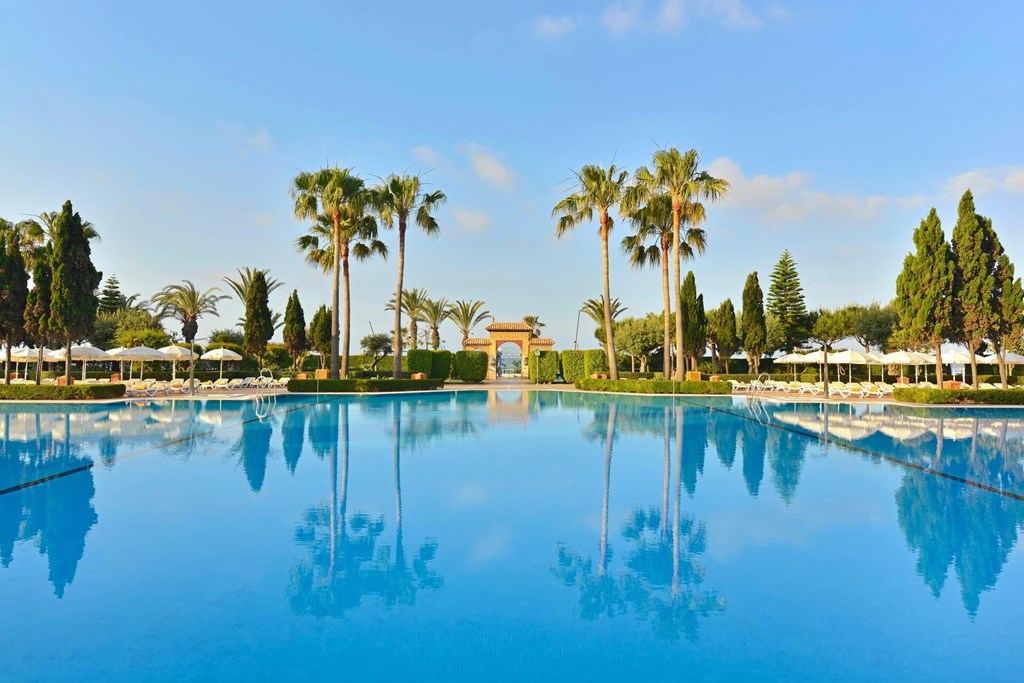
[341,244,351,379]
[661,234,672,379]
[672,203,684,380]
[600,214,619,380]
[330,215,342,380]
[393,223,407,379]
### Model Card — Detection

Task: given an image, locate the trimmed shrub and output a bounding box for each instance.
[287,379,444,393]
[408,349,433,376]
[560,350,586,384]
[431,350,453,380]
[893,387,1024,405]
[528,350,559,383]
[583,349,609,377]
[619,372,661,380]
[264,344,292,370]
[575,378,732,395]
[454,351,488,382]
[0,383,127,400]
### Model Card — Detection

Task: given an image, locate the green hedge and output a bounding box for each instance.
[575,378,732,395]
[619,371,662,380]
[287,379,444,393]
[584,349,609,376]
[528,350,559,383]
[431,350,452,380]
[0,383,127,400]
[893,388,1024,405]
[454,351,488,383]
[407,349,433,376]
[560,350,586,384]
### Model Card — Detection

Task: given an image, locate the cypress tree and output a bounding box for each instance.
[282,289,307,371]
[308,305,331,369]
[767,250,809,351]
[988,221,1023,388]
[895,208,954,384]
[679,271,706,372]
[951,190,998,388]
[714,299,739,374]
[98,275,126,313]
[49,201,102,382]
[0,226,30,383]
[24,244,53,384]
[243,271,274,368]
[741,272,767,374]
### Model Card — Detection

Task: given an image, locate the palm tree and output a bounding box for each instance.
[553,164,630,380]
[624,148,728,380]
[151,280,229,390]
[421,298,450,350]
[296,201,388,376]
[622,193,707,378]
[222,267,284,301]
[522,315,545,338]
[582,296,627,327]
[371,174,447,379]
[447,300,490,346]
[385,288,431,351]
[292,167,366,379]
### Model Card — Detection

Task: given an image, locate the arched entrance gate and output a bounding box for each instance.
[463,321,555,380]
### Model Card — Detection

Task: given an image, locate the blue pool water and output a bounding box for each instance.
[2,391,1023,681]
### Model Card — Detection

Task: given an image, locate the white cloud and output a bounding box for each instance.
[701,0,762,29]
[707,157,887,224]
[603,1,644,36]
[658,0,686,28]
[412,145,441,166]
[460,143,517,191]
[944,166,1024,198]
[531,15,578,39]
[243,126,272,152]
[453,207,493,234]
[601,0,782,36]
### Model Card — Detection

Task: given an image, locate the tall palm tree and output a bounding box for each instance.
[624,148,728,380]
[581,297,627,329]
[553,164,630,380]
[421,298,450,350]
[151,280,229,390]
[447,300,490,346]
[622,193,707,378]
[385,287,431,351]
[292,166,366,379]
[522,315,545,338]
[371,174,447,378]
[296,201,388,376]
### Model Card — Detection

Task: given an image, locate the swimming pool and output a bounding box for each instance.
[2,391,1022,681]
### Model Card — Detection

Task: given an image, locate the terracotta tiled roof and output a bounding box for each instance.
[463,338,490,346]
[485,322,534,332]
[531,338,555,346]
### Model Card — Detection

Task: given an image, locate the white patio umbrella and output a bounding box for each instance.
[830,349,877,382]
[881,351,930,383]
[11,347,61,381]
[200,347,243,379]
[54,345,112,381]
[107,346,169,380]
[775,352,805,380]
[159,345,196,380]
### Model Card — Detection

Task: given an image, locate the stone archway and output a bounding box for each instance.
[463,321,555,380]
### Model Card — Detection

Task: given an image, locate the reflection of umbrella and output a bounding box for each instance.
[55,345,111,380]
[201,348,243,379]
[159,345,196,380]
[107,346,169,379]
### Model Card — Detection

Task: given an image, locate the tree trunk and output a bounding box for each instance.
[330,214,342,380]
[661,232,672,379]
[967,338,979,389]
[341,243,351,379]
[672,201,684,380]
[393,221,407,379]
[64,333,72,383]
[35,343,43,385]
[934,342,945,386]
[3,342,10,384]
[599,214,619,380]
[997,348,1008,389]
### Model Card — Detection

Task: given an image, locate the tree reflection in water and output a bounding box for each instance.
[290,399,442,617]
[554,404,725,641]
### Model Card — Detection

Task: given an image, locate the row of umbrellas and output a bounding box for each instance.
[774,349,1024,382]
[3,345,244,380]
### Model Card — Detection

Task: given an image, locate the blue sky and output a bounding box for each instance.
[2,1,1022,351]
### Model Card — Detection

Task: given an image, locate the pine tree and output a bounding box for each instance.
[767,250,809,351]
[951,190,999,388]
[0,226,30,383]
[243,271,273,368]
[282,290,308,371]
[713,299,739,373]
[307,305,331,369]
[98,275,126,313]
[24,244,53,384]
[49,201,102,382]
[895,208,954,384]
[741,272,767,374]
